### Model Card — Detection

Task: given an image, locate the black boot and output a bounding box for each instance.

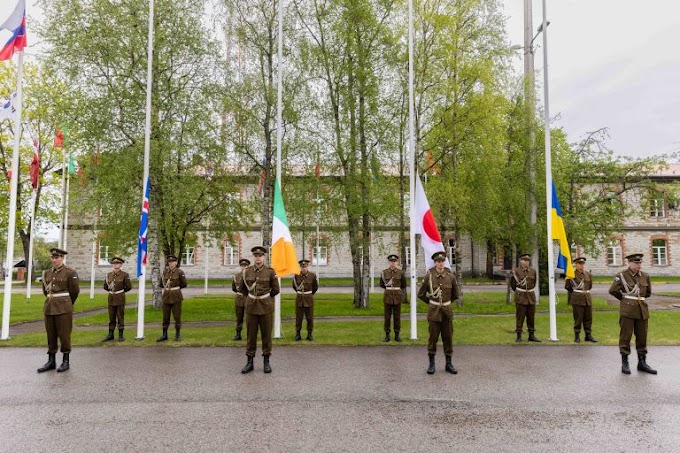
[295,330,302,341]
[241,356,254,374]
[102,329,114,342]
[637,354,657,374]
[174,328,181,341]
[384,332,390,342]
[621,354,631,375]
[37,353,56,373]
[574,332,580,343]
[118,329,125,342]
[263,356,272,374]
[57,353,70,373]
[445,355,458,374]
[156,328,168,342]
[585,333,598,343]
[515,332,522,343]
[394,332,402,342]
[306,331,314,341]
[427,355,435,375]
[232,330,242,341]
[528,333,541,342]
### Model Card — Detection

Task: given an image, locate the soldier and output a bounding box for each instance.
[292,259,319,341]
[102,257,133,342]
[565,257,597,343]
[37,248,80,373]
[417,251,460,375]
[231,258,250,341]
[380,254,406,342]
[608,253,657,375]
[509,253,541,342]
[157,255,187,342]
[238,246,280,374]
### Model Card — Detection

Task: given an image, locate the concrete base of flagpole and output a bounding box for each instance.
[135,337,145,340]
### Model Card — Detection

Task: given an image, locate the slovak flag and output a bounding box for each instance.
[0,0,27,61]
[414,175,450,270]
[137,177,150,277]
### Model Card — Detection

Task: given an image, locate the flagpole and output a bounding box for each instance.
[203,218,210,295]
[89,223,96,299]
[26,188,36,299]
[58,151,66,249]
[1,50,24,340]
[137,0,155,340]
[541,0,557,342]
[63,153,71,256]
[407,0,418,340]
[273,0,284,339]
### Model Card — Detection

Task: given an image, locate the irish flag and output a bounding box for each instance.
[271,179,300,277]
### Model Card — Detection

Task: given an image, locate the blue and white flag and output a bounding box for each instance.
[0,92,17,121]
[137,177,150,277]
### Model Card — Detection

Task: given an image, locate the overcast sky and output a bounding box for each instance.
[502,0,680,159]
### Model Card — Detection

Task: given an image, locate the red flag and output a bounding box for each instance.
[0,0,27,61]
[54,128,64,148]
[30,139,39,189]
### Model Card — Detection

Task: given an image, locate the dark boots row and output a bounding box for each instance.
[621,354,657,375]
[294,330,314,341]
[102,329,125,342]
[427,354,457,375]
[574,332,598,343]
[516,332,541,342]
[241,355,272,374]
[384,332,401,342]
[156,328,181,342]
[37,353,69,373]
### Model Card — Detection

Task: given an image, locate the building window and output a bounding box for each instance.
[224,244,239,266]
[650,197,665,218]
[447,239,456,265]
[652,239,668,266]
[404,246,411,268]
[98,244,111,265]
[311,243,328,266]
[182,247,195,266]
[606,240,622,266]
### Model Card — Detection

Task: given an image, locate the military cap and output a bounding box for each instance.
[166,255,178,262]
[519,253,531,260]
[625,253,644,262]
[298,259,310,266]
[111,257,125,264]
[572,256,586,264]
[387,254,399,261]
[431,251,447,262]
[49,248,68,257]
[251,246,267,255]
[239,258,251,266]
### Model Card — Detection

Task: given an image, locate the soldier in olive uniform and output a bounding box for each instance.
[37,248,80,373]
[293,259,319,341]
[509,253,541,342]
[565,257,597,343]
[380,254,407,342]
[238,246,280,374]
[102,257,133,342]
[417,251,460,375]
[231,258,250,341]
[157,255,187,342]
[608,253,657,375]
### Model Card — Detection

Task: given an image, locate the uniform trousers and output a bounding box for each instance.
[295,306,314,332]
[162,302,182,329]
[108,305,125,330]
[235,305,245,332]
[246,312,273,357]
[384,303,401,333]
[428,315,453,355]
[572,305,592,334]
[515,304,536,333]
[45,313,72,353]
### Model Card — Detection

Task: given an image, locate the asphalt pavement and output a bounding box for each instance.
[1,345,679,452]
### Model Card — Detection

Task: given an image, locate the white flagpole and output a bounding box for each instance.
[63,154,71,256]
[203,218,210,295]
[273,0,284,339]
[58,150,66,248]
[137,0,155,340]
[541,0,557,342]
[26,188,37,299]
[408,0,418,340]
[1,51,24,340]
[89,230,96,299]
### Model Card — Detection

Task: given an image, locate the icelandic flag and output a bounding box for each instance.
[137,177,150,277]
[551,181,574,279]
[0,0,27,61]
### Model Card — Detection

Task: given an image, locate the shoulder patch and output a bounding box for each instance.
[614,277,620,282]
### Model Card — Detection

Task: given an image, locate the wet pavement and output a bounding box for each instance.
[1,345,679,452]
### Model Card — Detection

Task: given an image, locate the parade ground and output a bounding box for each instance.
[1,345,679,452]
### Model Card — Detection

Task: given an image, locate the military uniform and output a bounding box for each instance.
[509,254,540,342]
[102,257,132,342]
[380,254,406,342]
[231,258,250,341]
[608,253,656,374]
[238,246,280,373]
[38,248,80,373]
[565,257,596,343]
[418,251,460,374]
[292,260,318,341]
[158,256,187,342]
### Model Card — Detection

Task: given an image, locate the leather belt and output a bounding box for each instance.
[385,287,402,291]
[429,300,451,306]
[109,289,125,295]
[572,289,590,294]
[296,291,313,295]
[248,294,270,300]
[50,292,70,298]
[165,287,181,291]
[235,292,244,296]
[515,288,534,293]
[623,295,645,301]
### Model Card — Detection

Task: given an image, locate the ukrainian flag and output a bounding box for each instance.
[551,181,574,279]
